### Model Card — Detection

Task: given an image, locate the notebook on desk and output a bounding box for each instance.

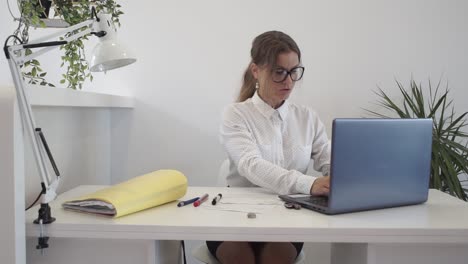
[279,118,433,215]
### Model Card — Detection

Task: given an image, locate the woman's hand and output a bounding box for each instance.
[310,176,330,196]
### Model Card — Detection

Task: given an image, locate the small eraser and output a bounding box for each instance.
[247,212,256,219]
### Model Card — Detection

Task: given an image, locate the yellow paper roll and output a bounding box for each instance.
[63,170,187,217]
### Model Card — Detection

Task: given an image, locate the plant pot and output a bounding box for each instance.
[38,0,52,18]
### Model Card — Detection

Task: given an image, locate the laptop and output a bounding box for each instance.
[279,118,433,215]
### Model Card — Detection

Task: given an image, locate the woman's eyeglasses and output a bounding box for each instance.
[271,66,305,83]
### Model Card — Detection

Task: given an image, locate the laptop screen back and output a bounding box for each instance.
[327,118,432,214]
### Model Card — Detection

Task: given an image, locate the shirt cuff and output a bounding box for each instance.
[322,164,331,176]
[294,172,318,194]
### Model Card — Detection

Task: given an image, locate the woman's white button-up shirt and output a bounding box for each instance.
[220,92,331,195]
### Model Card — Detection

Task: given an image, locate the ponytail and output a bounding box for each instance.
[237,63,256,102]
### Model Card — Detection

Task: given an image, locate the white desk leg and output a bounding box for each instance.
[368,243,468,264]
[151,240,182,264]
[331,243,468,264]
[331,243,368,264]
[147,241,157,264]
[0,87,26,264]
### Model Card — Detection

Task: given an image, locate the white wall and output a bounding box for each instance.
[1,1,468,264]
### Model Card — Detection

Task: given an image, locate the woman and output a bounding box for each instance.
[208,31,331,264]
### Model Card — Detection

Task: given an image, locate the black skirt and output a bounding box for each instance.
[206,241,304,261]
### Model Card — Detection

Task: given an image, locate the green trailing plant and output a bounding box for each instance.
[23,48,55,87]
[365,79,468,200]
[13,0,55,86]
[10,0,124,89]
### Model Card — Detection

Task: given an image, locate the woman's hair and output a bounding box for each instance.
[237,31,302,102]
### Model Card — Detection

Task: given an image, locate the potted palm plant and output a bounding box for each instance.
[9,0,124,89]
[365,79,468,201]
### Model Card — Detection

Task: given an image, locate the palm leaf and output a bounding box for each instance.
[428,94,447,118]
[397,80,420,117]
[439,145,465,199]
[413,81,426,117]
[445,112,468,133]
[431,144,442,189]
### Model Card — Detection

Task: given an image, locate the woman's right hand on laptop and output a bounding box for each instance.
[310,176,330,196]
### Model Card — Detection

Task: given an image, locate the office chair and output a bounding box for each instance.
[191,159,306,263]
[216,159,229,187]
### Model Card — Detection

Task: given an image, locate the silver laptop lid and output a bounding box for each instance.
[328,118,432,214]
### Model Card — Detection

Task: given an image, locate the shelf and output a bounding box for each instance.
[27,86,134,108]
[40,18,70,28]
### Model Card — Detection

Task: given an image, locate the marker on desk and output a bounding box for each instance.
[177,197,199,207]
[211,193,223,205]
[193,193,209,207]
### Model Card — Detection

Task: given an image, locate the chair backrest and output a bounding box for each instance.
[217,159,229,187]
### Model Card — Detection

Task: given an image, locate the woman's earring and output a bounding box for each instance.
[255,81,259,89]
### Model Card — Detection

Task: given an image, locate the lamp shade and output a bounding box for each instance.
[89,39,136,72]
[89,13,136,72]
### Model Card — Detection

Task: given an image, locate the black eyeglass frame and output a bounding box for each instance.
[271,66,305,83]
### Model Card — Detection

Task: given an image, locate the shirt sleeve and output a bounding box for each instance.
[220,105,317,195]
[310,111,331,176]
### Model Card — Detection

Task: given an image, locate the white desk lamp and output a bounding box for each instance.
[3,7,135,251]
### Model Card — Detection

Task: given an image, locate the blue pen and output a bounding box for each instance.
[177,197,200,207]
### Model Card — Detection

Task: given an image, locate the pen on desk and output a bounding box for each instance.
[177,197,199,207]
[193,193,209,207]
[211,193,223,205]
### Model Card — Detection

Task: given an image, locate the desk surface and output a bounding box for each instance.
[26,186,468,243]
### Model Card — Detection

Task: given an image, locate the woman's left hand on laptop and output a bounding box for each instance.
[310,176,330,196]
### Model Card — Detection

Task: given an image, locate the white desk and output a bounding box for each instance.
[26,186,468,264]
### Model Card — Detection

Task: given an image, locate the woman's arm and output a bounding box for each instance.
[310,112,331,176]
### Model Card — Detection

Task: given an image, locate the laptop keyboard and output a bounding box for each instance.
[304,196,329,207]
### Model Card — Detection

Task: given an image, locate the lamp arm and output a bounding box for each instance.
[8,19,94,65]
[4,35,62,255]
[6,56,58,196]
[6,59,44,176]
[3,20,95,210]
[3,19,97,198]
[22,19,94,47]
